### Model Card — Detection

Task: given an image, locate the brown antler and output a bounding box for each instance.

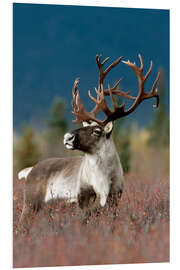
[72,78,104,125]
[72,54,160,126]
[90,55,136,116]
[72,55,130,124]
[122,54,160,110]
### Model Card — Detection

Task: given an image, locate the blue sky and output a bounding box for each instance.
[13,3,169,130]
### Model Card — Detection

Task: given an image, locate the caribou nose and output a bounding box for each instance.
[64,133,75,142]
[63,133,75,149]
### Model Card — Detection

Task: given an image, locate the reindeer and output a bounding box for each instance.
[18,54,160,224]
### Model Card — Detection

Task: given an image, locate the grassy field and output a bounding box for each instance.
[13,171,169,268]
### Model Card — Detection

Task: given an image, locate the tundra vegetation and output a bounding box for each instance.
[13,59,169,267]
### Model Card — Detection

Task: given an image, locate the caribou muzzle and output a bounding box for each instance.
[63,133,76,150]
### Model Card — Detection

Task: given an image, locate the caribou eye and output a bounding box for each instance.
[92,129,102,136]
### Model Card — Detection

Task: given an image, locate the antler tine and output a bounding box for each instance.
[88,90,99,106]
[96,54,110,67]
[151,71,160,94]
[72,78,80,111]
[88,89,100,116]
[108,83,118,111]
[149,71,160,108]
[111,78,123,90]
[96,55,103,71]
[103,78,136,100]
[104,56,123,77]
[138,54,144,71]
[144,60,153,81]
[102,57,110,65]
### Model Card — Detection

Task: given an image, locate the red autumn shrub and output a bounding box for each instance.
[13,173,169,268]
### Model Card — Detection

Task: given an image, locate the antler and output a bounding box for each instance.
[72,78,93,123]
[72,78,103,125]
[72,54,160,126]
[122,54,160,109]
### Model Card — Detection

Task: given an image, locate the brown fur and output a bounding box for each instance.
[20,156,83,225]
[78,186,97,209]
[69,125,107,154]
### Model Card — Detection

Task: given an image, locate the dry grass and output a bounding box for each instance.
[130,128,169,178]
[13,172,169,268]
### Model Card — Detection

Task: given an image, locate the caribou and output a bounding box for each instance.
[18,54,160,224]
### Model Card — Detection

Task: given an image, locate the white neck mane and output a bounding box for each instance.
[79,137,123,206]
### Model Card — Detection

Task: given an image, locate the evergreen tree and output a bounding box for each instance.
[14,127,40,171]
[46,97,68,135]
[45,97,68,156]
[112,96,132,173]
[148,69,169,148]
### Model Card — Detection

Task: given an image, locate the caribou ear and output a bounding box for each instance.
[104,121,113,134]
